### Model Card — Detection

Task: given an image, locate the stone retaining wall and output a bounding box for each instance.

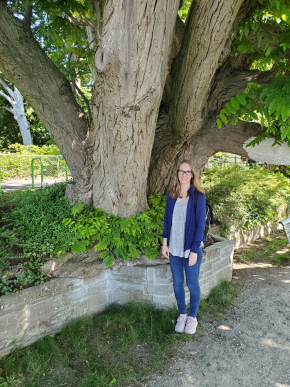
[210,205,289,250]
[0,235,233,358]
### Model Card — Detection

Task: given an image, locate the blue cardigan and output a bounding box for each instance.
[162,185,206,254]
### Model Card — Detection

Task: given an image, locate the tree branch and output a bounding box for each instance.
[207,69,275,118]
[70,75,92,125]
[77,9,96,31]
[0,77,14,98]
[0,88,13,104]
[24,0,33,27]
[0,3,89,182]
[0,105,13,114]
[153,119,265,192]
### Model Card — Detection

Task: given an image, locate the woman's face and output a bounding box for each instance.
[178,162,193,185]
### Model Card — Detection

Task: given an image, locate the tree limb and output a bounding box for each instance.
[0,3,89,182]
[24,0,33,27]
[0,77,14,98]
[207,69,275,118]
[150,119,265,192]
[70,75,92,125]
[78,8,96,31]
[0,88,13,104]
[0,105,13,114]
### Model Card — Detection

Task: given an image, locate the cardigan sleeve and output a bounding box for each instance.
[190,192,206,254]
[162,193,170,238]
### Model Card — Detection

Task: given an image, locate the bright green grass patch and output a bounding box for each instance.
[0,280,238,387]
[198,280,239,320]
[0,303,190,387]
[235,230,290,266]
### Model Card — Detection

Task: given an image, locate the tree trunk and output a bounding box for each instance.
[0,78,33,145]
[87,0,180,216]
[13,87,33,145]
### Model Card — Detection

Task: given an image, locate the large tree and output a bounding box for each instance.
[0,0,289,216]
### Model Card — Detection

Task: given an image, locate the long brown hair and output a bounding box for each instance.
[169,159,204,198]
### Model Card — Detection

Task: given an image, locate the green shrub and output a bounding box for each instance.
[0,144,63,180]
[202,164,290,236]
[0,184,166,294]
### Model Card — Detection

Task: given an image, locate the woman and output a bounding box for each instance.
[162,160,206,334]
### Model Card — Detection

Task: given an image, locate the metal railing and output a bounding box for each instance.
[0,154,71,191]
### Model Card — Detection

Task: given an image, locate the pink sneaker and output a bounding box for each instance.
[184,316,198,334]
[175,314,187,333]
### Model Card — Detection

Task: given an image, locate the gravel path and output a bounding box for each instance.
[142,263,290,387]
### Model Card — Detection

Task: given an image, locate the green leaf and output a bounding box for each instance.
[236,93,247,106]
[95,240,108,250]
[225,102,235,114]
[217,119,222,128]
[103,255,115,268]
[281,106,290,121]
[230,97,240,111]
[220,113,228,124]
[267,98,276,115]
[265,46,273,57]
[71,240,90,254]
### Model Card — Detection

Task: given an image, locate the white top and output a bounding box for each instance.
[169,198,190,258]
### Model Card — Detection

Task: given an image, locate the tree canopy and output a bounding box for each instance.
[0,0,290,215]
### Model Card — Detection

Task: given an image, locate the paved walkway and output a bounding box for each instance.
[1,178,67,192]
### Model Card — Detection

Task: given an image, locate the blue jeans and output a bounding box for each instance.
[169,247,203,318]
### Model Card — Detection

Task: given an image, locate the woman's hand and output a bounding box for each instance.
[162,239,170,259]
[188,252,197,266]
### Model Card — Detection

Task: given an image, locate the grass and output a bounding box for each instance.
[0,280,238,387]
[234,230,290,266]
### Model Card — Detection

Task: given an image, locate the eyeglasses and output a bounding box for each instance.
[178,170,192,176]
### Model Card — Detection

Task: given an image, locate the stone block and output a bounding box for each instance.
[69,286,88,302]
[201,261,213,274]
[108,289,131,304]
[204,246,220,261]
[82,271,107,286]
[114,265,146,279]
[27,298,55,330]
[86,292,108,314]
[146,283,172,296]
[152,294,175,306]
[146,267,155,283]
[108,278,144,293]
[214,267,232,284]
[213,258,231,273]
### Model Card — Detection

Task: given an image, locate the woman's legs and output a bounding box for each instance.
[184,246,203,317]
[169,254,187,315]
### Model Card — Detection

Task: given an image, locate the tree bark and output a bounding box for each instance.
[149,0,245,191]
[166,120,265,187]
[87,0,180,216]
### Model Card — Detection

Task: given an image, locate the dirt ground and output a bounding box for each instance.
[141,262,290,387]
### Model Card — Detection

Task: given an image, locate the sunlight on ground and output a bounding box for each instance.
[217,325,231,331]
[261,338,290,352]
